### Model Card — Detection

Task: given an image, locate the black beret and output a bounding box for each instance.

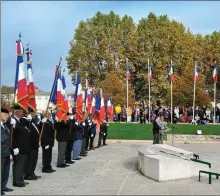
[67,112,72,115]
[1,108,10,114]
[12,104,23,110]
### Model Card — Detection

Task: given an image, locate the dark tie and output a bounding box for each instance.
[3,123,9,133]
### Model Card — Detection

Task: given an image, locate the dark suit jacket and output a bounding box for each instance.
[1,123,11,157]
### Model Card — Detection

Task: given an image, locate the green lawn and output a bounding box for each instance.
[108,123,220,140]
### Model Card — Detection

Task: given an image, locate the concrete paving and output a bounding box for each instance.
[6,141,220,195]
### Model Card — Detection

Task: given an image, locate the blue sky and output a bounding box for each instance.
[2,1,220,92]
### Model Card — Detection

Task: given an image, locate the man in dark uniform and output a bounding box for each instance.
[20,107,41,180]
[55,116,71,168]
[102,120,109,146]
[85,118,92,151]
[40,111,56,173]
[73,121,83,160]
[98,121,104,147]
[80,118,88,156]
[65,113,75,164]
[89,120,96,150]
[1,107,13,195]
[8,104,31,187]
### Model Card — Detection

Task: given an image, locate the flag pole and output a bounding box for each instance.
[148,58,151,123]
[214,80,216,124]
[126,58,129,123]
[39,56,63,143]
[192,61,197,123]
[171,59,173,125]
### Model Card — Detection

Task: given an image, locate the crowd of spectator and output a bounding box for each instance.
[113,103,220,124]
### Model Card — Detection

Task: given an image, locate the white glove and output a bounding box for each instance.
[45,145,49,149]
[27,114,32,120]
[13,148,19,155]
[104,133,106,136]
[91,134,94,137]
[10,118,16,128]
[107,124,109,127]
[70,116,73,120]
[82,122,85,126]
[88,120,90,123]
[42,117,47,123]
[75,122,78,126]
[89,123,92,126]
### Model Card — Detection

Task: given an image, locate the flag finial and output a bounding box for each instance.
[19,33,21,40]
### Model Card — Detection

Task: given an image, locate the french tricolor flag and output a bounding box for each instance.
[107,97,113,120]
[85,79,92,112]
[148,64,152,81]
[62,72,69,116]
[98,89,105,123]
[194,62,198,81]
[14,37,29,111]
[213,64,218,83]
[126,59,131,80]
[56,68,65,121]
[169,65,174,81]
[74,72,84,123]
[26,46,36,111]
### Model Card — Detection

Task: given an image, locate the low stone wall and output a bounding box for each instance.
[167,134,220,142]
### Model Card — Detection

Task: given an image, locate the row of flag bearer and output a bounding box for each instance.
[1,34,112,195]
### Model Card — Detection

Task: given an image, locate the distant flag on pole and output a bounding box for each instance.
[213,63,218,83]
[148,64,152,81]
[126,59,131,80]
[14,34,29,111]
[169,64,174,81]
[194,62,199,81]
[26,44,36,112]
[85,78,92,112]
[107,96,114,120]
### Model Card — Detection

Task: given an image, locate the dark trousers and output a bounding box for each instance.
[25,149,39,176]
[1,156,10,189]
[153,134,159,144]
[12,153,27,185]
[85,136,90,150]
[80,138,87,155]
[117,114,121,122]
[103,133,107,145]
[98,132,103,146]
[42,146,52,170]
[89,136,94,149]
[57,141,67,165]
[65,141,73,161]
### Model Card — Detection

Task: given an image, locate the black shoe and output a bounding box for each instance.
[32,174,41,179]
[57,164,66,168]
[65,164,70,167]
[49,168,56,172]
[24,175,37,180]
[79,154,87,157]
[2,187,13,192]
[104,144,108,146]
[23,182,29,185]
[13,184,25,187]
[73,158,81,160]
[66,160,75,164]
[42,168,52,173]
[1,191,5,195]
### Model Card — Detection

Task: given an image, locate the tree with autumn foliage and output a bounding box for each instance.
[66,11,220,107]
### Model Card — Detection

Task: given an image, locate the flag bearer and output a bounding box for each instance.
[1,107,13,195]
[73,121,83,160]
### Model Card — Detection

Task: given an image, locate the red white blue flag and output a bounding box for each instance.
[26,45,36,111]
[74,72,84,123]
[213,63,218,83]
[107,96,113,120]
[14,35,29,111]
[194,62,198,81]
[169,64,174,81]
